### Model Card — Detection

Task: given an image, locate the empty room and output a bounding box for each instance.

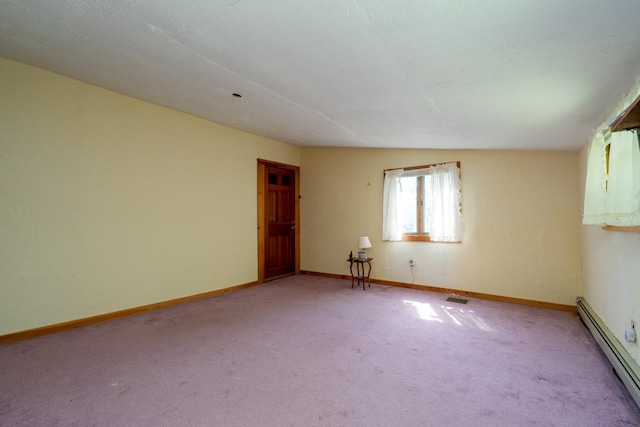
[2,1,640,426]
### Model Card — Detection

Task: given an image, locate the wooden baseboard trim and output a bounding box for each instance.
[1,272,575,345]
[300,270,576,313]
[0,281,260,346]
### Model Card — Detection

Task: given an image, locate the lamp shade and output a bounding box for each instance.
[358,236,372,249]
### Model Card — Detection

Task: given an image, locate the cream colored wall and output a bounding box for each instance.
[300,148,582,305]
[579,144,640,363]
[0,56,585,337]
[0,59,299,335]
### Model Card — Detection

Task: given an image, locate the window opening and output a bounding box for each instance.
[383,162,463,243]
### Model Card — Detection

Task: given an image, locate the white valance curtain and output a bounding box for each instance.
[382,162,464,242]
[583,78,640,226]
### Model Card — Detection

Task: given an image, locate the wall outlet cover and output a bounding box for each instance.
[625,327,636,343]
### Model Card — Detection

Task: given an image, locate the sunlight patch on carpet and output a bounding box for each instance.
[403,300,442,322]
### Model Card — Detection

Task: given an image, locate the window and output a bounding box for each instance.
[583,78,640,230]
[399,174,432,238]
[584,129,640,227]
[383,162,464,242]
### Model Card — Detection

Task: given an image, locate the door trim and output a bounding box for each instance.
[257,159,300,283]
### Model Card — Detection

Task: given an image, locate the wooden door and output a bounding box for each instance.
[258,160,299,282]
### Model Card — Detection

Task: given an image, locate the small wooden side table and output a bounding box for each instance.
[348,257,373,290]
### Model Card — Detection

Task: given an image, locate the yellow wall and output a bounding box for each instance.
[579,144,640,364]
[0,59,300,335]
[300,148,582,305]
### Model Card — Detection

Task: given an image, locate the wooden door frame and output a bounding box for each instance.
[257,159,300,283]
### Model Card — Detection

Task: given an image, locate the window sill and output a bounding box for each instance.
[402,234,462,243]
[403,234,431,242]
[602,226,640,232]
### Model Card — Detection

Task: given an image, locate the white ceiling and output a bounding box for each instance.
[2,1,640,150]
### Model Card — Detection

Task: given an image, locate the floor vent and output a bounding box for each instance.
[577,297,640,408]
[446,296,469,304]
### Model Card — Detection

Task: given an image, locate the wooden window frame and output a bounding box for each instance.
[402,173,430,242]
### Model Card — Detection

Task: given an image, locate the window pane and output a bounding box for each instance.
[400,176,417,233]
[422,175,432,234]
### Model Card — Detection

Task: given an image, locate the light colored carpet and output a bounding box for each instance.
[0,275,638,426]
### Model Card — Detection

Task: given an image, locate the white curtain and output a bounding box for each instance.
[607,130,640,226]
[382,163,464,242]
[429,163,464,242]
[382,169,404,241]
[582,129,609,225]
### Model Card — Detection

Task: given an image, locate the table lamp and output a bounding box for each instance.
[358,236,371,260]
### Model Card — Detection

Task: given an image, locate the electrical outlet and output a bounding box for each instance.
[625,322,636,343]
[409,258,415,266]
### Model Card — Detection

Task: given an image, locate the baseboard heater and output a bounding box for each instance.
[576,297,640,408]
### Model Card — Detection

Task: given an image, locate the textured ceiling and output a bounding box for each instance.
[2,1,640,150]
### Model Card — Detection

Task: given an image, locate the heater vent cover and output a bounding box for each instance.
[446,296,469,304]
